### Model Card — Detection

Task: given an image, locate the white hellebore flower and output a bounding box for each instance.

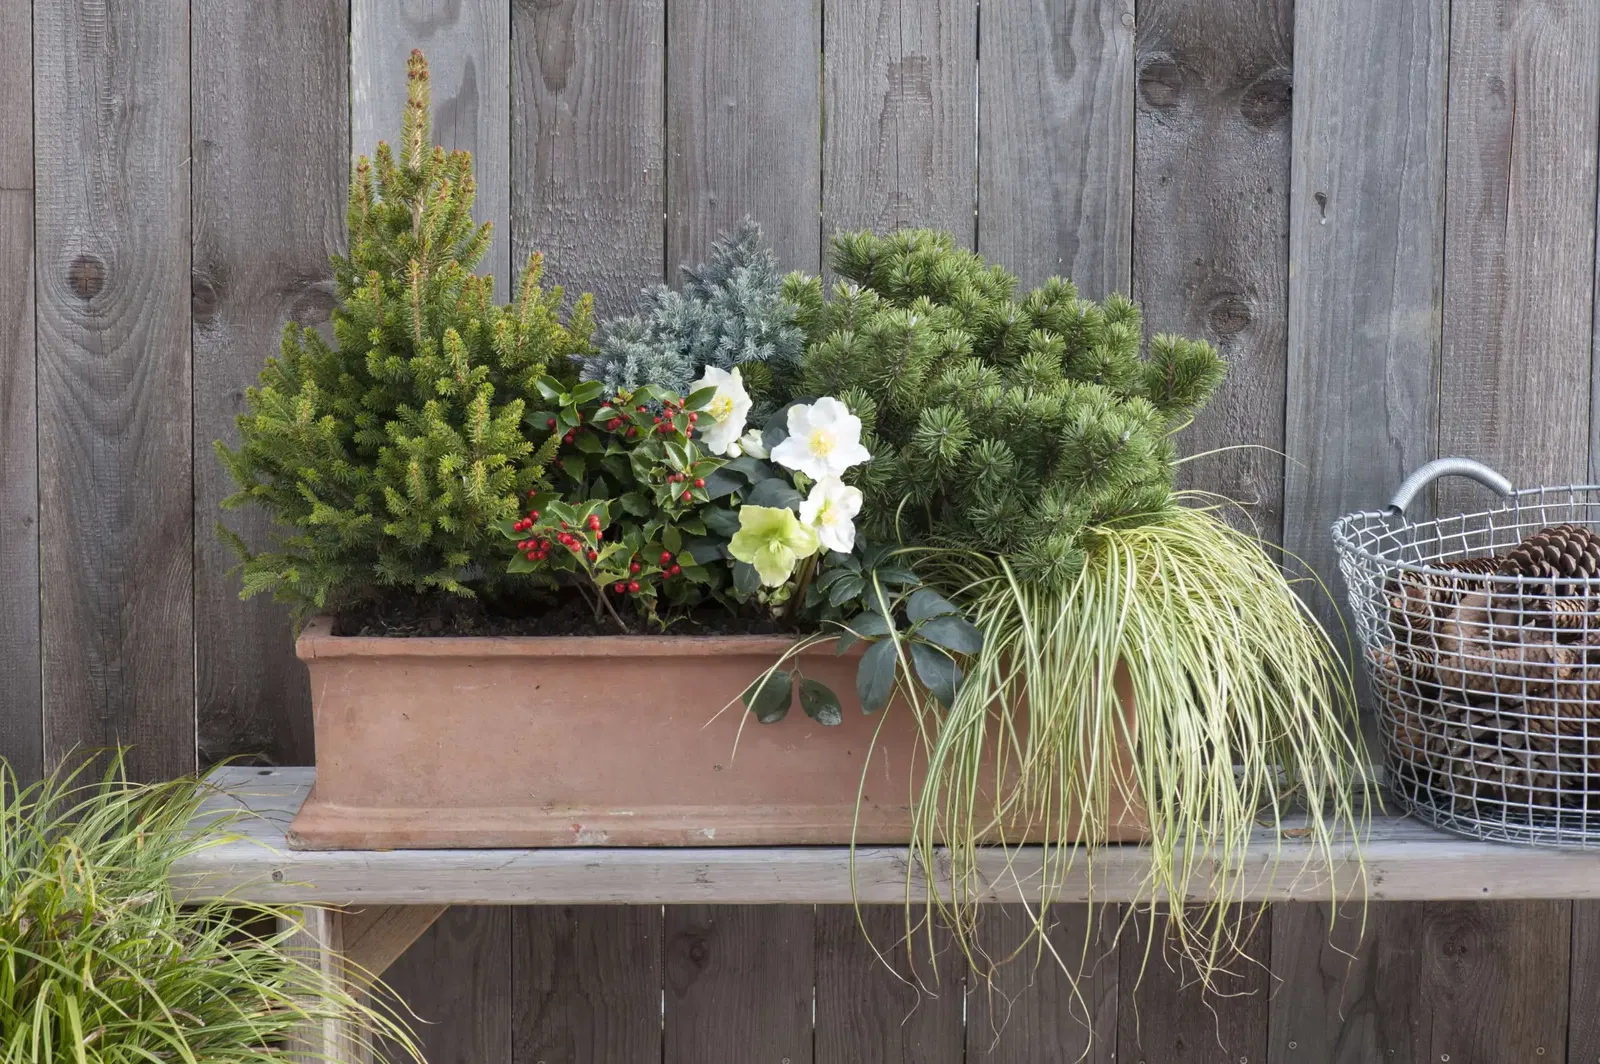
[770,397,872,481]
[800,477,864,554]
[689,366,752,457]
[733,428,768,460]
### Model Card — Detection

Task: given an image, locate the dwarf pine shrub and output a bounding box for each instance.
[789,229,1225,585]
[217,50,593,614]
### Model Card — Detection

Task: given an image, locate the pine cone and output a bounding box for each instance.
[1386,556,1499,681]
[1495,524,1600,628]
[1432,592,1577,697]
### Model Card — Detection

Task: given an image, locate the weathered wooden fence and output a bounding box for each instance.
[5,0,1600,1059]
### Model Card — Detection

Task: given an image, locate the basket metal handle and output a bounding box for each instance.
[1385,458,1514,515]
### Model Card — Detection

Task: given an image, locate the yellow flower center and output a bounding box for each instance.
[808,427,837,458]
[709,394,736,423]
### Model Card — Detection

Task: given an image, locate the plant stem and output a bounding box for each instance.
[785,554,818,624]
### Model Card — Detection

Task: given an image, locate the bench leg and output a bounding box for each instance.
[279,904,447,1063]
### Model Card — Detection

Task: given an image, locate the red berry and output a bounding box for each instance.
[636,405,647,413]
[547,418,557,429]
[588,515,602,530]
[525,551,537,561]
[660,551,673,565]
[529,510,539,520]
[587,549,599,561]
[560,520,568,528]
[614,582,626,594]
[527,489,537,497]
[630,562,641,574]
[694,478,705,488]
[670,564,681,576]
[627,427,638,438]
[688,412,698,423]
[563,433,575,445]
[628,580,641,593]
[607,418,622,430]
[681,490,691,501]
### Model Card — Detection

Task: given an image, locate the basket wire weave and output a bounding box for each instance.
[1334,479,1600,848]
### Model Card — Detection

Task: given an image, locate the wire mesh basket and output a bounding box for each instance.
[1333,458,1600,847]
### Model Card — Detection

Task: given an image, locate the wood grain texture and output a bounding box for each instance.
[352,0,512,299]
[33,0,194,780]
[511,0,665,308]
[1116,906,1268,1064]
[664,905,816,1064]
[666,0,823,273]
[512,905,663,1064]
[280,908,363,1064]
[1282,0,1448,650]
[340,904,448,977]
[1133,0,1291,538]
[0,0,28,190]
[379,905,513,1064]
[814,906,965,1064]
[1567,901,1600,1060]
[966,904,1118,1064]
[822,0,977,243]
[0,192,38,782]
[1268,903,1427,1064]
[1439,0,1600,509]
[977,0,1134,295]
[191,0,346,769]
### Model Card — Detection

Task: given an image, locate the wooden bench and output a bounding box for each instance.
[174,765,1600,1059]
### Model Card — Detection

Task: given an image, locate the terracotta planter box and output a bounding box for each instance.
[287,616,1147,850]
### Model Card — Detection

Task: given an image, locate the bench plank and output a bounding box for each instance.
[172,767,1600,905]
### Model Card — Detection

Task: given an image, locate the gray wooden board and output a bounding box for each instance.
[1268,902,1428,1064]
[1117,905,1269,1064]
[33,0,195,780]
[665,0,823,275]
[1281,0,1449,660]
[664,905,816,1064]
[966,904,1118,1064]
[0,0,28,191]
[0,191,38,781]
[1567,901,1600,1061]
[191,0,347,769]
[174,768,1600,905]
[351,0,512,300]
[821,0,977,247]
[379,905,513,1064]
[512,905,663,1064]
[813,905,966,1064]
[1438,0,1600,512]
[977,0,1134,295]
[1133,0,1292,541]
[510,0,665,310]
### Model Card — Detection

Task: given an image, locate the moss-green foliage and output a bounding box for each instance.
[577,220,805,410]
[788,229,1225,585]
[217,50,593,615]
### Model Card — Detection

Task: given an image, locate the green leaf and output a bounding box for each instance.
[535,376,565,402]
[906,588,958,621]
[916,615,983,656]
[827,571,865,606]
[618,492,652,517]
[874,567,921,588]
[762,399,806,452]
[663,525,683,554]
[703,508,742,537]
[572,431,603,454]
[744,670,793,724]
[507,554,540,573]
[746,479,802,510]
[724,456,778,483]
[910,643,961,707]
[702,469,743,500]
[848,611,893,638]
[569,380,605,405]
[799,678,843,726]
[857,639,897,713]
[684,385,719,410]
[679,516,707,536]
[561,454,587,481]
[733,560,761,595]
[680,564,712,585]
[495,517,521,540]
[664,440,691,472]
[828,550,862,571]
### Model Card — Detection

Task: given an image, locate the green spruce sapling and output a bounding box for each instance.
[218,50,593,615]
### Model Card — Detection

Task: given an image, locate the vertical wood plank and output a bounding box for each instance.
[511,0,665,308]
[977,0,1135,295]
[666,0,823,274]
[1282,0,1448,644]
[1427,902,1570,1063]
[1568,901,1600,1060]
[191,0,347,768]
[1116,906,1268,1064]
[34,0,194,780]
[966,904,1119,1064]
[664,904,816,1064]
[280,907,364,1064]
[0,191,38,782]
[1133,0,1292,538]
[352,0,512,299]
[822,0,977,243]
[512,905,663,1064]
[1439,0,1600,507]
[0,0,37,780]
[814,906,965,1064]
[1268,903,1428,1064]
[380,906,513,1064]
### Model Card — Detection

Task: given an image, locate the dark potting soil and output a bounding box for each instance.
[333,588,801,639]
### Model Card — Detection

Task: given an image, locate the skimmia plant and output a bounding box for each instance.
[0,755,420,1063]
